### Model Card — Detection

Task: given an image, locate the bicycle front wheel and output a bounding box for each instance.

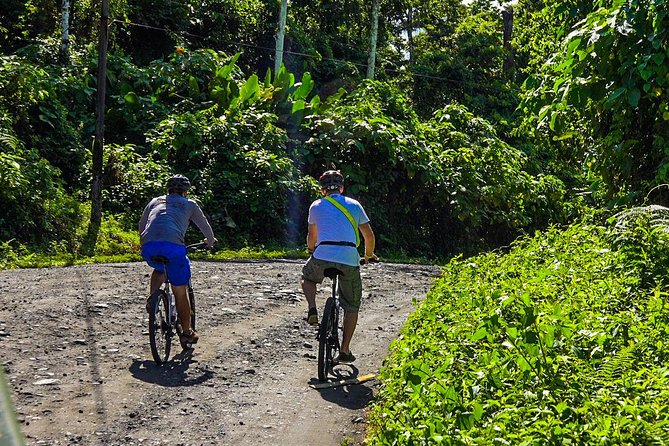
[148,289,172,364]
[317,298,339,382]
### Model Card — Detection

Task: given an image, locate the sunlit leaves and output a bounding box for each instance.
[368,221,669,444]
[522,0,669,195]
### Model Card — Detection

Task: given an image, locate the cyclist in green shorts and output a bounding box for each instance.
[301,170,378,364]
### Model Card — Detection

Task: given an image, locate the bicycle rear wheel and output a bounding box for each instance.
[148,289,172,364]
[317,297,339,382]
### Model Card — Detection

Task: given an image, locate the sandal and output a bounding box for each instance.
[307,307,319,326]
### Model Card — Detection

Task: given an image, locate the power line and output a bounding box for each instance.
[110,19,493,86]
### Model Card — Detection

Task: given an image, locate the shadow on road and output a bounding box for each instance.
[129,351,214,387]
[315,383,374,410]
[309,365,375,410]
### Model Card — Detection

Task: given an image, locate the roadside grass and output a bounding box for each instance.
[0,245,308,270]
[367,215,669,444]
[0,246,432,270]
[0,214,435,270]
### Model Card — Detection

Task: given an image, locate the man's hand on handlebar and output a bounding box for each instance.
[361,253,379,265]
[205,237,217,248]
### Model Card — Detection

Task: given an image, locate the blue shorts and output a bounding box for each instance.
[141,241,191,286]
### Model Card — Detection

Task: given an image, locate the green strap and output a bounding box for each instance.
[324,196,360,247]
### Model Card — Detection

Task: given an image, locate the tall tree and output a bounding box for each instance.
[367,0,380,79]
[86,0,110,253]
[60,0,71,62]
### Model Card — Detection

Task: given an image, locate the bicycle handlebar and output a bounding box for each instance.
[186,242,211,252]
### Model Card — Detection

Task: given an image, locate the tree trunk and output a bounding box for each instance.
[274,0,288,75]
[85,0,109,254]
[502,6,514,73]
[60,0,70,63]
[367,0,380,79]
[407,7,414,63]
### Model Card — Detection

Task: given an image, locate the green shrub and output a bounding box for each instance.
[368,219,669,444]
[0,114,84,246]
[150,105,315,246]
[303,82,577,256]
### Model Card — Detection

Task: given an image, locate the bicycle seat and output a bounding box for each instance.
[324,268,343,279]
[150,255,169,264]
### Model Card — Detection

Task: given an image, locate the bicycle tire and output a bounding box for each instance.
[317,297,339,382]
[148,289,172,364]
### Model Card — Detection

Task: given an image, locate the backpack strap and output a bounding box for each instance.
[323,196,360,247]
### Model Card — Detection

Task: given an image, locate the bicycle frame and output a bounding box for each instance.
[317,269,343,381]
[158,261,178,332]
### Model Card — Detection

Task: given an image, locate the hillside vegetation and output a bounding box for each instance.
[368,208,669,444]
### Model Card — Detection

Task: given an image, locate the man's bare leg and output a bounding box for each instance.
[150,269,165,294]
[172,284,193,333]
[301,277,317,312]
[340,309,358,354]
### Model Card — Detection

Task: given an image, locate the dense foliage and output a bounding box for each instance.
[304,82,576,254]
[522,0,669,203]
[368,211,669,443]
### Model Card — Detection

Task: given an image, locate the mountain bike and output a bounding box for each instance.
[317,258,377,382]
[147,242,207,365]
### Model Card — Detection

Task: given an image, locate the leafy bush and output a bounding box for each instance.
[368,219,669,444]
[0,53,92,189]
[522,0,669,200]
[100,143,169,222]
[0,113,84,246]
[150,105,315,246]
[303,81,576,256]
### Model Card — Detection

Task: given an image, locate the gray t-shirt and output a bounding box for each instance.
[138,194,215,246]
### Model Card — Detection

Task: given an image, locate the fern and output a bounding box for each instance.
[0,128,19,151]
[613,205,669,236]
[0,128,19,152]
[597,344,637,382]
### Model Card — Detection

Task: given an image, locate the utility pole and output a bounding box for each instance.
[367,0,380,79]
[274,0,288,75]
[86,0,109,253]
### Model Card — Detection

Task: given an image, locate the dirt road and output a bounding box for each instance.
[0,260,439,446]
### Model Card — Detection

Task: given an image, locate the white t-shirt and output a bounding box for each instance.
[309,194,370,266]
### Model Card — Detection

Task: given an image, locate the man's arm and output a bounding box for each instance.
[307,223,318,254]
[138,202,151,236]
[359,222,377,261]
[191,205,216,247]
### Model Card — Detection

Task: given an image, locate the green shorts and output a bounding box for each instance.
[301,257,362,312]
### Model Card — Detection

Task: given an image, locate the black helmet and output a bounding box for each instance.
[319,170,344,191]
[167,174,191,194]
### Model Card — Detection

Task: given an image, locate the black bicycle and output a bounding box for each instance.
[317,258,377,382]
[147,242,207,365]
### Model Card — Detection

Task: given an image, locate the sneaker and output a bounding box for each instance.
[334,351,355,364]
[307,307,319,326]
[180,329,199,345]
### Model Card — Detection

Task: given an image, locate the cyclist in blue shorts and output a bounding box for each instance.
[301,170,378,364]
[139,174,216,344]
